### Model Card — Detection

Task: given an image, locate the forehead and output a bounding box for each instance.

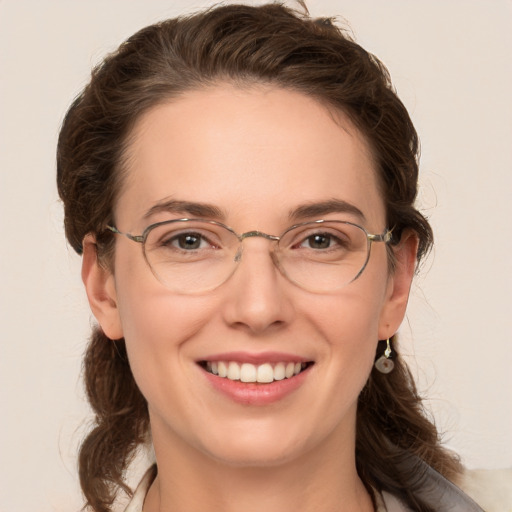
[118,84,384,230]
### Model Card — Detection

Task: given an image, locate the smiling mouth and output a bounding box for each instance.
[199,361,313,384]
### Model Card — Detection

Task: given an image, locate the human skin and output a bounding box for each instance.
[82,84,417,512]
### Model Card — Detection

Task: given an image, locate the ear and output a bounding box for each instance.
[81,234,124,340]
[378,230,419,339]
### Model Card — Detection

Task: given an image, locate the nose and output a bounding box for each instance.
[221,238,294,335]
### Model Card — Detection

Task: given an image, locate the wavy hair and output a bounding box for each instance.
[57,4,460,511]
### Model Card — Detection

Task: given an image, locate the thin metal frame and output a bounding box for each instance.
[106,218,392,291]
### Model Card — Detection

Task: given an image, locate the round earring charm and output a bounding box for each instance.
[374,338,395,374]
[374,355,395,374]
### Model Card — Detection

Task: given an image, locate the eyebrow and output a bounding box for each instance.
[143,199,225,220]
[289,199,366,222]
[142,198,365,224]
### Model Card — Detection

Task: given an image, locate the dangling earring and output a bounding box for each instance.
[374,338,395,374]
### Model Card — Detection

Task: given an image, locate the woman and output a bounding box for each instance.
[56,3,495,511]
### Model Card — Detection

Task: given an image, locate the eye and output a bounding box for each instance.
[297,231,349,250]
[163,231,213,250]
[301,233,334,250]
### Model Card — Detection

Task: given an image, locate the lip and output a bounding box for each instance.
[197,352,313,405]
[198,351,310,364]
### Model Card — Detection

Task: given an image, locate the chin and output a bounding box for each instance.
[205,443,303,469]
[194,422,318,469]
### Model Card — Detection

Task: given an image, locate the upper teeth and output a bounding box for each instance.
[206,361,305,383]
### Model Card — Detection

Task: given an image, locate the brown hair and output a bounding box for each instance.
[57,3,460,511]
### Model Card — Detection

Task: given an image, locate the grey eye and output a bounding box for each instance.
[304,234,332,249]
[174,233,203,250]
[160,231,212,251]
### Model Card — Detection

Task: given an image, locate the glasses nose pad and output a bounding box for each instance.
[234,245,243,263]
[269,247,286,276]
[233,242,282,270]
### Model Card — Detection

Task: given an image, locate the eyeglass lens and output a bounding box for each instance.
[141,220,373,293]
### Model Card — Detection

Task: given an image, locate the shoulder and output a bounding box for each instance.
[379,463,512,512]
[456,468,512,512]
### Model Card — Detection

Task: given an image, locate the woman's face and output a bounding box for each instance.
[84,84,415,467]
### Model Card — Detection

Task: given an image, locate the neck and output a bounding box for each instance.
[144,421,374,512]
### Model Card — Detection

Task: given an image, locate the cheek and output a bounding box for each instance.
[305,265,391,381]
[113,245,211,339]
[116,283,215,356]
[115,286,222,433]
[112,250,216,391]
[311,263,390,345]
[318,292,383,374]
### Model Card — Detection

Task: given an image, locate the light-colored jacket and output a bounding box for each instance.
[457,468,512,512]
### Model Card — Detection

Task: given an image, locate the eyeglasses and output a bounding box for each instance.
[107,218,391,294]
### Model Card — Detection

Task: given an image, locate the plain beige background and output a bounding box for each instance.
[1,1,511,510]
